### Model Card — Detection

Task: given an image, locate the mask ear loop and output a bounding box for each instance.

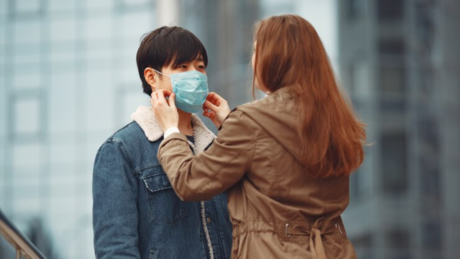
[151,69,170,92]
[152,69,173,97]
[152,69,170,78]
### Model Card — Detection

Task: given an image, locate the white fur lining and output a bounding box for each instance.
[131,106,215,154]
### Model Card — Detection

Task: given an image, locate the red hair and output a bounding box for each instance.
[253,15,366,178]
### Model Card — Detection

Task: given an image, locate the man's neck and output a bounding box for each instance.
[177,109,193,136]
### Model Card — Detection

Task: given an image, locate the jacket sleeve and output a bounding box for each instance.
[92,140,140,259]
[158,110,257,201]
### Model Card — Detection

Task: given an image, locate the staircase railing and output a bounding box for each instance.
[0,210,46,259]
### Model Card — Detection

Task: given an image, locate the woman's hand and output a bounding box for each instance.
[151,90,179,132]
[202,92,231,128]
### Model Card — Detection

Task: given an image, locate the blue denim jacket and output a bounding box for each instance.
[92,106,232,259]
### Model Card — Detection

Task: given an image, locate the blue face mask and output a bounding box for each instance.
[153,69,209,113]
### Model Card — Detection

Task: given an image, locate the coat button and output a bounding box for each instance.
[207,217,212,224]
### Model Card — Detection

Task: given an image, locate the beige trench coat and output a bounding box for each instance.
[158,87,358,259]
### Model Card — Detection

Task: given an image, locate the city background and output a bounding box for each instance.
[0,0,459,258]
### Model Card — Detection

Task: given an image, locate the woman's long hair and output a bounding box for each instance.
[253,15,366,178]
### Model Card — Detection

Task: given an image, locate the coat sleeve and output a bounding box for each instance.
[158,110,257,201]
[92,140,140,259]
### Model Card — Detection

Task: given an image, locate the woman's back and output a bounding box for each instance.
[224,87,357,259]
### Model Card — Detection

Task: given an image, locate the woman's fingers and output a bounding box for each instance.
[203,92,230,128]
[203,100,218,112]
[149,89,179,131]
[157,89,166,103]
[169,93,176,109]
[203,110,216,120]
[162,89,172,97]
[150,92,158,106]
[153,89,175,109]
[207,92,226,107]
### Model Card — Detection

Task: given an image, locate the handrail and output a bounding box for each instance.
[0,210,47,259]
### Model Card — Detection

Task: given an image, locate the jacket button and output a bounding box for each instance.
[207,217,212,224]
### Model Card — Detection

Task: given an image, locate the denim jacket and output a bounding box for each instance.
[92,106,232,259]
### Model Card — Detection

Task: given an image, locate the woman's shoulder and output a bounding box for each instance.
[220,108,259,133]
[238,87,297,109]
[235,96,270,113]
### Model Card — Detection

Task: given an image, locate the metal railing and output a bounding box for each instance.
[0,210,46,259]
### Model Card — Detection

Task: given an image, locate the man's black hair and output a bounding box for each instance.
[136,26,208,96]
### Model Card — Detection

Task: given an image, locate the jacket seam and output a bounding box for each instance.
[249,119,258,172]
[110,121,137,138]
[107,139,136,176]
[134,163,161,175]
[201,201,214,259]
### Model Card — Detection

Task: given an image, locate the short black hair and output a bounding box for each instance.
[136,26,208,96]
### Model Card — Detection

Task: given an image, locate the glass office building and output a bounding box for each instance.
[0,1,161,258]
[338,0,460,258]
[0,0,259,258]
[1,0,458,258]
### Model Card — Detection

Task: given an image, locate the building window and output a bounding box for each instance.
[379,66,405,94]
[352,233,373,259]
[385,229,410,249]
[422,221,442,250]
[378,39,406,96]
[122,0,148,5]
[418,114,441,204]
[381,132,407,194]
[116,0,150,12]
[14,99,39,134]
[384,229,411,259]
[378,64,406,113]
[13,19,42,43]
[379,39,405,57]
[350,170,362,199]
[13,63,42,89]
[415,2,434,55]
[10,0,43,18]
[10,91,42,141]
[346,0,366,20]
[377,0,404,21]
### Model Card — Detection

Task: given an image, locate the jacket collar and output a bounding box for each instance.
[131,106,215,154]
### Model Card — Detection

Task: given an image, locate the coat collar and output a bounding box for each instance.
[131,106,215,154]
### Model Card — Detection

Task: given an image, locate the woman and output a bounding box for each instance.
[151,15,366,259]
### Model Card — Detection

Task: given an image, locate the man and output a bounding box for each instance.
[92,26,232,259]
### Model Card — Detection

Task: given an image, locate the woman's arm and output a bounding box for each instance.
[158,110,257,201]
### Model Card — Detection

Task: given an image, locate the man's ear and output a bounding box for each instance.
[144,67,157,91]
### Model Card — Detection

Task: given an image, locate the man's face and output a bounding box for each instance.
[155,57,207,92]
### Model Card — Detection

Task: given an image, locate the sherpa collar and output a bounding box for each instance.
[131,106,215,154]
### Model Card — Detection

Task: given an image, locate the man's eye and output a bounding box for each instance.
[177,64,187,69]
[198,65,205,69]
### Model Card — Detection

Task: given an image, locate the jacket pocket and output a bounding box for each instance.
[142,173,188,223]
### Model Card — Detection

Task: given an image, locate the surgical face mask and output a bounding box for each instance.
[153,69,209,113]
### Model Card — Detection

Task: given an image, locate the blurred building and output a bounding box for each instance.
[2,0,458,258]
[0,1,159,258]
[0,0,259,258]
[178,0,259,114]
[338,0,460,258]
